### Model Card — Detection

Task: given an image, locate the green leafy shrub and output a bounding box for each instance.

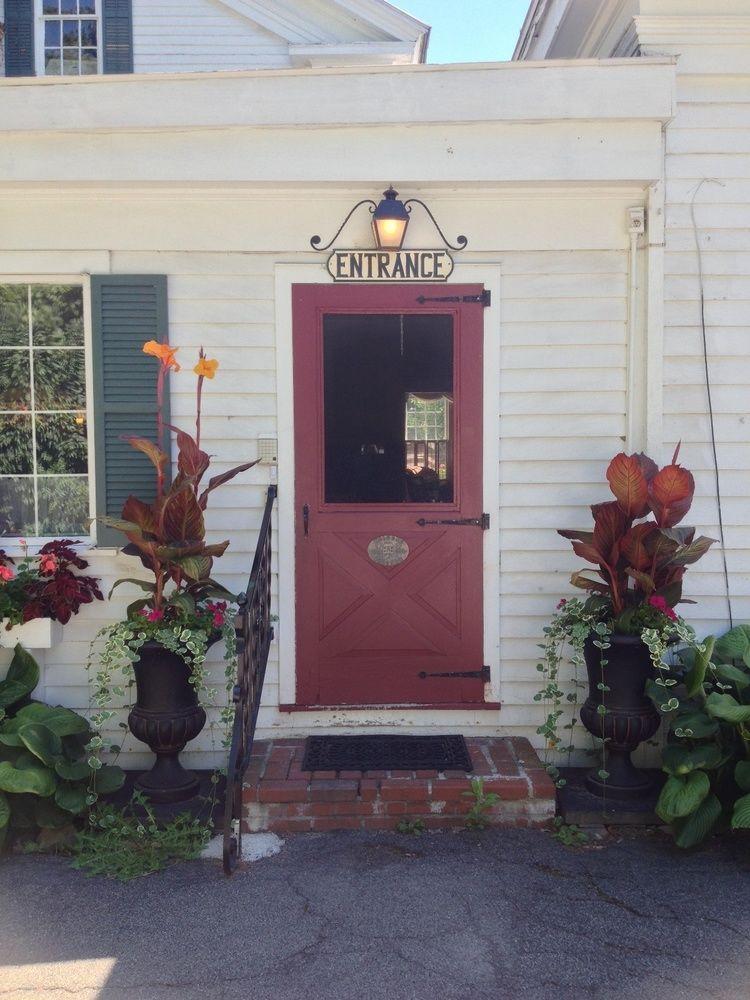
[651,624,750,847]
[0,644,124,849]
[463,777,500,830]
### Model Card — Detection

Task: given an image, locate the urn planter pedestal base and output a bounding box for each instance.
[128,641,207,805]
[580,634,662,802]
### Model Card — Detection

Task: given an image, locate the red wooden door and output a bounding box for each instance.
[293,283,485,707]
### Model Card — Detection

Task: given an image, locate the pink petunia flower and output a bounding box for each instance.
[144,608,164,622]
[648,594,677,622]
[0,565,14,582]
[556,598,567,610]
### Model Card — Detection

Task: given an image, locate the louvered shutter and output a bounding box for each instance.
[4,0,35,77]
[102,0,133,74]
[91,275,170,548]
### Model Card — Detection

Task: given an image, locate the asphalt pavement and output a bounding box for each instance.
[0,828,748,1000]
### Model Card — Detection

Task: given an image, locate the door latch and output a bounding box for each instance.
[416,514,490,530]
[418,666,491,682]
[416,290,491,307]
[302,504,309,537]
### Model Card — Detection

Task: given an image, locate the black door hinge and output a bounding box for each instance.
[418,665,491,682]
[416,513,489,530]
[416,290,491,307]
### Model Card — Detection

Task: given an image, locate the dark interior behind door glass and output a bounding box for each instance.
[323,314,454,503]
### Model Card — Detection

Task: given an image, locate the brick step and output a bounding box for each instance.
[242,737,556,834]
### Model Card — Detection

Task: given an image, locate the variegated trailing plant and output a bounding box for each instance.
[87,344,257,765]
[535,448,716,786]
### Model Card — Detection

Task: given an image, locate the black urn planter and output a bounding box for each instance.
[580,634,662,800]
[128,640,207,804]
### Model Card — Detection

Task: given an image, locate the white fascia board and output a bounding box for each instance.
[635,14,750,45]
[215,0,329,44]
[328,0,429,42]
[289,41,418,67]
[0,59,676,135]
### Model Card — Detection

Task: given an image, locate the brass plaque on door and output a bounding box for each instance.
[367,535,409,566]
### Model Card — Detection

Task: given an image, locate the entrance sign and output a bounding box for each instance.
[327,249,454,283]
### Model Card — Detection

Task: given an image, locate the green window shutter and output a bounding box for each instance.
[102,0,133,74]
[5,0,35,77]
[90,275,170,548]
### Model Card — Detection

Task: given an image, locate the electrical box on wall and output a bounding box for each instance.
[258,437,278,465]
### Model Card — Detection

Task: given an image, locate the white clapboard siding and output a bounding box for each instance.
[132,0,291,74]
[657,52,750,636]
[0,233,628,762]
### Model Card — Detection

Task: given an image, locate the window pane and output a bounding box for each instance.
[61,0,77,12]
[37,477,88,536]
[0,352,31,410]
[0,286,29,347]
[323,314,453,503]
[33,350,85,410]
[0,415,33,475]
[62,50,80,75]
[43,0,60,13]
[45,49,63,74]
[79,0,96,11]
[81,49,98,74]
[36,413,88,474]
[61,19,79,45]
[80,19,97,45]
[31,285,84,346]
[45,20,61,46]
[0,478,35,537]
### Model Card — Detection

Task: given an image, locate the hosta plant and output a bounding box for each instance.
[0,645,124,850]
[652,624,750,847]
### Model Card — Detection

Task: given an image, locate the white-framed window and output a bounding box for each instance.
[38,0,101,77]
[0,282,92,540]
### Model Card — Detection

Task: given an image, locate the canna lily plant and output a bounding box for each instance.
[558,446,716,629]
[99,342,257,618]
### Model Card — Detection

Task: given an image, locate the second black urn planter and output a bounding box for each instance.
[128,640,207,804]
[580,634,661,800]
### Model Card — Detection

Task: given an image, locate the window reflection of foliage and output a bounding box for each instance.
[34,350,86,410]
[31,285,84,346]
[0,352,31,409]
[0,415,33,475]
[0,478,34,536]
[36,413,88,474]
[0,285,28,347]
[37,477,88,535]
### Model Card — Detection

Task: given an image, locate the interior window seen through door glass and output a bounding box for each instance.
[323,313,454,503]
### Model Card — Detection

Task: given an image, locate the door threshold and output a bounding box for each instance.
[279,701,502,714]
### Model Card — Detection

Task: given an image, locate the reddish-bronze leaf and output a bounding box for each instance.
[592,501,629,562]
[620,522,659,571]
[558,529,595,544]
[198,460,259,510]
[571,540,606,566]
[121,496,158,536]
[175,428,211,482]
[634,452,659,482]
[570,571,611,595]
[162,486,205,543]
[648,462,695,528]
[625,566,656,595]
[122,436,168,471]
[668,535,717,566]
[606,453,649,517]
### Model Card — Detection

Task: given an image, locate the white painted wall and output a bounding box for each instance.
[637,8,750,636]
[0,60,672,765]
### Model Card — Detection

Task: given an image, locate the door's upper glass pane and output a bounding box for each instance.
[323,313,454,504]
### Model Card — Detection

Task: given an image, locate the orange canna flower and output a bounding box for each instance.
[194,357,219,379]
[142,340,181,372]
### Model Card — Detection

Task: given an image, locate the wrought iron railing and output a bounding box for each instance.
[223,484,277,875]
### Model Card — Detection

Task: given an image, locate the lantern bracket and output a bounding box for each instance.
[310,200,377,252]
[403,199,468,252]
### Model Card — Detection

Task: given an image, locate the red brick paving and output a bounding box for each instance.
[242,737,556,833]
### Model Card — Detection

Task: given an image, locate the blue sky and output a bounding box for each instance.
[399,1,530,63]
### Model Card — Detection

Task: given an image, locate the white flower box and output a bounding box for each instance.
[0,619,63,649]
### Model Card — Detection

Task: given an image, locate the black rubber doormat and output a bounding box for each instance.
[302,734,473,773]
